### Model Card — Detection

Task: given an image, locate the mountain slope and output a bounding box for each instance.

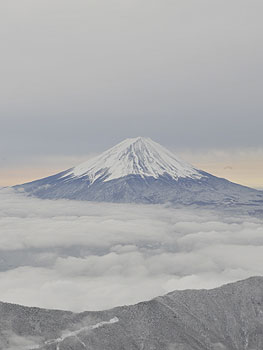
[1,277,263,350]
[65,137,203,183]
[14,137,263,206]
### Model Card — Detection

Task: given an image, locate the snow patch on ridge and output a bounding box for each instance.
[63,137,203,184]
[37,317,119,349]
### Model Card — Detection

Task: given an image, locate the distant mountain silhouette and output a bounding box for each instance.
[14,137,263,207]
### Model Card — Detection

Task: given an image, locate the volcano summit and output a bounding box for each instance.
[15,137,263,206]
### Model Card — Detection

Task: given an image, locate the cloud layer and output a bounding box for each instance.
[0,188,262,312]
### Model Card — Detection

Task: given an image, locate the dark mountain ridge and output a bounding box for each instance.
[1,276,263,350]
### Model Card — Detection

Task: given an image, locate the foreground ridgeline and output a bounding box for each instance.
[14,137,263,207]
[1,277,263,349]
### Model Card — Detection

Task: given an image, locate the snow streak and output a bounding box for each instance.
[63,137,203,183]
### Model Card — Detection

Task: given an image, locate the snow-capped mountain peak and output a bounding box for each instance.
[16,136,262,205]
[63,137,203,183]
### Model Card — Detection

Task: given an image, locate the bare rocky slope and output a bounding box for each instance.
[1,276,263,349]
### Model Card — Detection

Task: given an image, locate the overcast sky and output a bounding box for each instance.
[1,1,263,186]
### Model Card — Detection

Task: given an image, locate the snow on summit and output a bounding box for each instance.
[64,137,203,183]
[15,136,263,205]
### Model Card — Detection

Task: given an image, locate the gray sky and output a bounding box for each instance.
[1,0,263,185]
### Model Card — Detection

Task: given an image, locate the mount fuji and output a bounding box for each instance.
[15,137,263,207]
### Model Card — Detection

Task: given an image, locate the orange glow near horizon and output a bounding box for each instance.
[1,157,262,189]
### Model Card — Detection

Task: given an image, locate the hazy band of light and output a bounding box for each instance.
[1,150,262,189]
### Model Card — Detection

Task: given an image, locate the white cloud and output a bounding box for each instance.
[0,188,262,311]
[0,331,42,350]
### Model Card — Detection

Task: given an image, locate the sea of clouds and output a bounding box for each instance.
[0,188,262,312]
